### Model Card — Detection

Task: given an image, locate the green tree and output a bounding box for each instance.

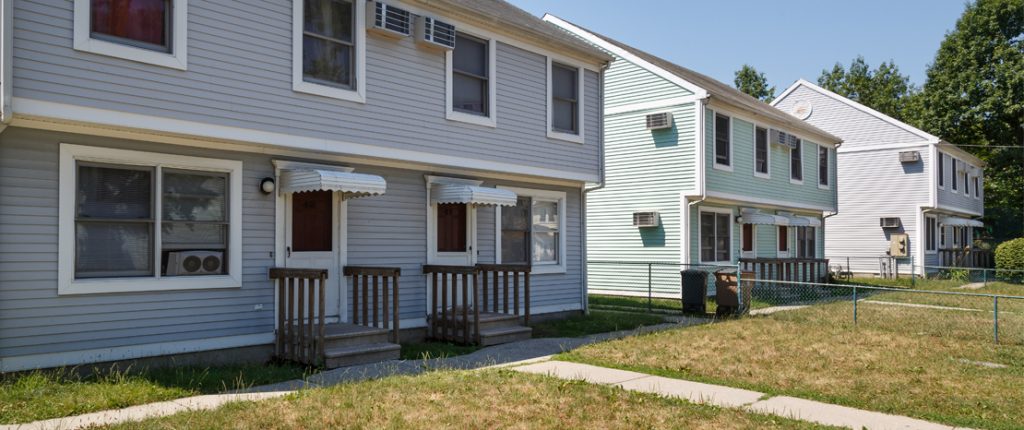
[817,56,918,122]
[915,0,1024,241]
[733,65,775,102]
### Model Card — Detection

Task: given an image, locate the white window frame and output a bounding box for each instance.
[951,158,959,193]
[753,124,770,179]
[58,144,243,295]
[776,225,791,258]
[937,152,946,190]
[974,175,981,199]
[712,112,733,171]
[292,0,367,103]
[925,215,937,254]
[963,163,971,196]
[697,206,734,264]
[546,56,585,144]
[795,226,817,259]
[789,139,804,185]
[740,223,756,258]
[817,144,830,189]
[494,186,567,274]
[73,0,188,70]
[445,32,497,128]
[939,224,947,248]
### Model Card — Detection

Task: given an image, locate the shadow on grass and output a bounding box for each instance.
[530,310,666,338]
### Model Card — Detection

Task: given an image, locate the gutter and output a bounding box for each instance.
[581,60,611,314]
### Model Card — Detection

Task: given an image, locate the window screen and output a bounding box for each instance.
[75,164,154,278]
[303,0,355,88]
[715,114,730,166]
[452,33,488,115]
[755,127,768,174]
[551,63,579,134]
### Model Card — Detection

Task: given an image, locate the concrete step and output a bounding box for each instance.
[323,342,401,369]
[479,325,532,346]
[322,324,391,349]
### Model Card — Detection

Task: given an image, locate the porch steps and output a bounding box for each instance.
[479,325,532,346]
[321,324,400,369]
[430,310,533,346]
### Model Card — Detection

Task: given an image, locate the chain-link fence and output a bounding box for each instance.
[588,261,741,315]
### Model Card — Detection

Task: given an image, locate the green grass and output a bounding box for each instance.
[101,370,838,430]
[0,363,310,424]
[400,342,480,360]
[559,301,1024,430]
[530,310,666,338]
[589,294,774,314]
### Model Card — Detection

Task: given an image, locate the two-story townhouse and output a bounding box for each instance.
[546,16,841,300]
[0,0,612,372]
[773,80,987,275]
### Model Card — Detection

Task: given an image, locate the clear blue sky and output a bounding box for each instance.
[508,0,968,95]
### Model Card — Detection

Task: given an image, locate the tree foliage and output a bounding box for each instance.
[734,64,775,102]
[817,56,919,122]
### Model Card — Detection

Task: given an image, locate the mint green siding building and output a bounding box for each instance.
[547,16,841,298]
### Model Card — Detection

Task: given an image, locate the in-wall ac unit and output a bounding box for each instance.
[899,151,921,163]
[879,217,901,228]
[367,1,412,38]
[166,251,224,276]
[633,211,660,228]
[415,15,456,50]
[645,112,673,130]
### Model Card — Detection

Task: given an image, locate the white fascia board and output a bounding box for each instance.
[542,14,709,99]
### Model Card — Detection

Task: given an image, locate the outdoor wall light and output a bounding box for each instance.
[260,177,276,194]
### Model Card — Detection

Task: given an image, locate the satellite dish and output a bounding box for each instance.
[792,100,813,119]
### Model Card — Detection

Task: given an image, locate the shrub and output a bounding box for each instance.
[994,238,1024,282]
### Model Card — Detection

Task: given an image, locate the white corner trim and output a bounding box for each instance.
[546,56,586,144]
[292,0,366,103]
[445,35,497,128]
[0,0,12,123]
[72,0,188,70]
[495,186,568,274]
[12,98,598,183]
[543,14,709,99]
[58,144,244,295]
[0,333,274,372]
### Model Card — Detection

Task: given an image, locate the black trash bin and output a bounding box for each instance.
[681,269,708,314]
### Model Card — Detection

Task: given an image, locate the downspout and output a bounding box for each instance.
[683,97,710,264]
[581,60,610,315]
[0,0,14,131]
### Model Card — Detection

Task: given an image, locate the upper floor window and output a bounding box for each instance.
[951,159,959,192]
[963,165,970,194]
[937,152,945,189]
[73,0,187,69]
[548,60,585,143]
[790,139,803,182]
[974,176,981,198]
[754,126,769,177]
[293,0,366,102]
[818,145,829,188]
[714,113,731,169]
[446,33,496,127]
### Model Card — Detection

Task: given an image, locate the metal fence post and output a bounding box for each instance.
[983,269,988,287]
[736,263,743,314]
[910,253,916,287]
[994,296,999,344]
[853,285,858,325]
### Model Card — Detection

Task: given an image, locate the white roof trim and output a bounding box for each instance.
[938,216,984,228]
[280,169,387,197]
[432,184,518,207]
[739,208,790,226]
[542,14,709,99]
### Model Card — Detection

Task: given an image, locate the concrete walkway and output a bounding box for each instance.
[511,360,972,430]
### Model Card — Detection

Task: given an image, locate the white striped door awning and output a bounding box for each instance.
[738,209,790,225]
[777,212,823,227]
[432,184,518,206]
[279,169,387,197]
[939,216,984,227]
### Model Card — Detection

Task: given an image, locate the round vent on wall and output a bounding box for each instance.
[791,100,813,119]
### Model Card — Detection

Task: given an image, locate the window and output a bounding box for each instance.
[496,187,566,273]
[741,224,755,257]
[293,0,365,102]
[796,226,815,258]
[974,176,981,198]
[73,0,187,69]
[951,159,958,192]
[790,139,803,182]
[952,226,960,246]
[754,126,769,177]
[937,152,945,189]
[714,113,731,168]
[818,145,829,188]
[777,225,790,257]
[940,225,947,248]
[447,33,495,122]
[59,144,243,295]
[700,210,732,263]
[550,62,580,135]
[963,165,970,194]
[961,226,969,247]
[925,216,937,252]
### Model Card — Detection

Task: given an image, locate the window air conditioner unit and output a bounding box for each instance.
[770,129,799,148]
[633,211,660,228]
[166,251,224,276]
[899,151,921,163]
[879,217,901,228]
[645,112,673,130]
[367,1,412,38]
[415,15,456,50]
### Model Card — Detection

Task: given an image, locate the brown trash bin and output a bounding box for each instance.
[714,269,754,316]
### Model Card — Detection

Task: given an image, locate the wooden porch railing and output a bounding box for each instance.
[343,266,401,343]
[423,265,479,344]
[739,258,830,284]
[270,267,327,366]
[476,264,531,326]
[939,248,994,268]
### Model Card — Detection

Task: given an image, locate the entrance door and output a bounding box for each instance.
[285,190,343,319]
[433,203,474,265]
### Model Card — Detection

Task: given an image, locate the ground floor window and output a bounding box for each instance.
[700,210,731,263]
[796,226,816,258]
[496,187,566,273]
[925,216,937,252]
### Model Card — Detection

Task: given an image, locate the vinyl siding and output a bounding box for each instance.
[0,127,584,361]
[603,56,693,109]
[772,85,922,146]
[12,0,600,179]
[936,152,984,215]
[688,204,824,266]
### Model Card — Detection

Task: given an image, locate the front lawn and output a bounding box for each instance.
[0,363,310,424]
[400,342,480,360]
[530,310,667,338]
[559,301,1024,430]
[102,370,836,430]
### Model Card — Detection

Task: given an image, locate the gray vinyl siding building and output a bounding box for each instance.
[773,80,985,274]
[0,0,609,371]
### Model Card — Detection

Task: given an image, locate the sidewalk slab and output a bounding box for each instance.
[618,375,763,408]
[513,361,649,385]
[747,396,963,430]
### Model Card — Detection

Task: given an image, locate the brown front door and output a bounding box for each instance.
[436,203,467,253]
[285,190,341,318]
